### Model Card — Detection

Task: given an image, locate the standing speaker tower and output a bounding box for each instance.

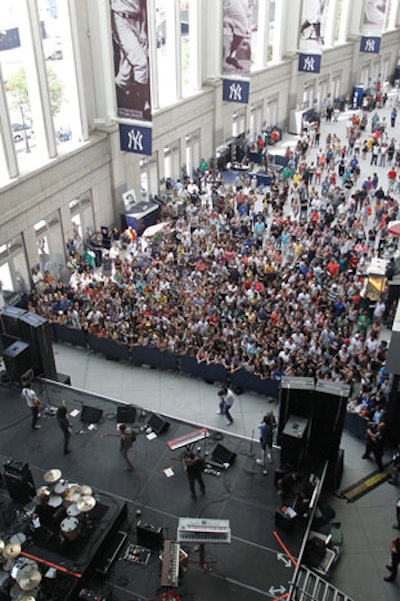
[19,312,57,379]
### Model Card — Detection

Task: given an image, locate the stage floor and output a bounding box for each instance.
[0,378,310,601]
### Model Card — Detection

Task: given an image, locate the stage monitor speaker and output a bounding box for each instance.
[3,460,35,503]
[212,443,236,466]
[136,520,163,550]
[19,312,57,379]
[147,413,170,435]
[81,405,103,424]
[117,406,137,423]
[3,340,33,383]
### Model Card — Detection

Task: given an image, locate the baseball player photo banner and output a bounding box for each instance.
[298,0,327,74]
[360,0,387,54]
[222,0,251,104]
[119,122,152,156]
[110,0,152,123]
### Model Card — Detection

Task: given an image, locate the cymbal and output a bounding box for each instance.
[0,539,4,553]
[35,486,50,498]
[2,543,21,559]
[76,495,96,513]
[43,469,62,484]
[16,595,36,601]
[64,484,80,502]
[17,566,42,591]
[78,485,92,497]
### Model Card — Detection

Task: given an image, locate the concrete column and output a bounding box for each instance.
[323,0,338,48]
[0,64,19,179]
[388,0,399,29]
[204,0,222,80]
[272,0,284,62]
[254,0,268,70]
[337,0,352,44]
[174,0,182,100]
[147,0,159,110]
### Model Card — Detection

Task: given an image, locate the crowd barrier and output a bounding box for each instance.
[52,323,279,398]
[343,411,368,439]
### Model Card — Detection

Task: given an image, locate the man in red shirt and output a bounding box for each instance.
[388,167,397,193]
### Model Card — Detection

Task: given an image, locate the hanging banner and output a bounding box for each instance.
[360,0,387,54]
[222,0,251,104]
[298,0,327,74]
[119,122,152,156]
[110,0,152,154]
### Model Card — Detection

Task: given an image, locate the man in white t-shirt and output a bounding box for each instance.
[21,382,41,430]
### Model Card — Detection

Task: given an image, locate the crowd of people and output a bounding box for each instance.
[27,89,400,417]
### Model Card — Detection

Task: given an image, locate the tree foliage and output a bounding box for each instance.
[6,65,65,120]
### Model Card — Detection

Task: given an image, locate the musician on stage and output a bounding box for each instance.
[184,452,206,501]
[119,423,136,472]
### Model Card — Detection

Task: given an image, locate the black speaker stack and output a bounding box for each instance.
[3,460,35,503]
[3,340,33,384]
[278,377,350,484]
[0,305,58,380]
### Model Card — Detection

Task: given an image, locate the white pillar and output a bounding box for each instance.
[254,0,268,70]
[147,0,160,110]
[323,0,337,48]
[388,0,399,29]
[272,0,284,63]
[0,64,19,179]
[338,0,352,44]
[21,0,57,158]
[174,0,182,100]
[204,0,222,80]
[189,0,201,91]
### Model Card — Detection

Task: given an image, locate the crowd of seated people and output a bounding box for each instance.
[27,100,400,392]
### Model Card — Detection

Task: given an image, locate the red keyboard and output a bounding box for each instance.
[167,427,209,451]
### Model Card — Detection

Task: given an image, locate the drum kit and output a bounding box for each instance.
[0,468,97,600]
[40,469,96,541]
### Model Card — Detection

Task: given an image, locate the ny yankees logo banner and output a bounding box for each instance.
[298,0,327,74]
[119,122,152,156]
[222,0,251,104]
[110,1,153,155]
[360,0,387,54]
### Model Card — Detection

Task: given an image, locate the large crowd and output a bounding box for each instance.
[28,89,400,417]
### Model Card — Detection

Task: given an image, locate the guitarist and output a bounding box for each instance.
[118,423,136,472]
[21,380,42,430]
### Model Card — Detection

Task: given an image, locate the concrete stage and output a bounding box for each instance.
[0,377,314,601]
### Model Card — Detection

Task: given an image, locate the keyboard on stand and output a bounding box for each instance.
[167,428,209,451]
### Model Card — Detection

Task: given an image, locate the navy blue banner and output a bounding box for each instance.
[222,79,250,104]
[119,123,152,156]
[360,36,381,53]
[298,53,321,73]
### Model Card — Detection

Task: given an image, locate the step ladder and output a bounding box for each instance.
[291,565,355,601]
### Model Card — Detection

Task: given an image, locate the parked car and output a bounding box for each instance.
[11,123,32,142]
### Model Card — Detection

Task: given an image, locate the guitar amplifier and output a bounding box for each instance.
[3,460,35,503]
[137,520,163,550]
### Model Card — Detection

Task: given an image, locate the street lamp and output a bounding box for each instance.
[18,101,31,154]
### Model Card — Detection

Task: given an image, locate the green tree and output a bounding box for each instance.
[6,65,65,120]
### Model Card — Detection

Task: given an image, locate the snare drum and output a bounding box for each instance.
[60,517,80,541]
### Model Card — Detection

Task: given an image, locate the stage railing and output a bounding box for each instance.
[52,324,279,398]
